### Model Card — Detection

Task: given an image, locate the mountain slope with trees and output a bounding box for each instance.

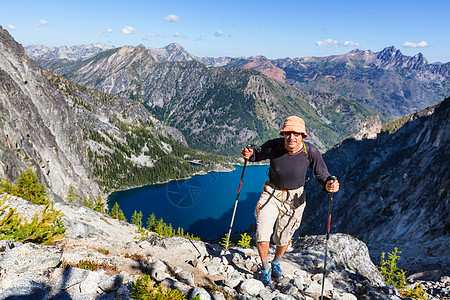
[31,45,380,154]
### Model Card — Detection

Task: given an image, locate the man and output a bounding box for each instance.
[241,116,339,286]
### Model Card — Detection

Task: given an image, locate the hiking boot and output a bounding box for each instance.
[271,262,282,279]
[259,269,272,286]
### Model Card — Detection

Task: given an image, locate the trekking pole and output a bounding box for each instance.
[320,176,337,300]
[225,145,251,250]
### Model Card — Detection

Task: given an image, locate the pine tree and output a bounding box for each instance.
[147,213,156,231]
[109,202,120,219]
[131,210,143,228]
[118,209,127,222]
[66,185,81,204]
[93,195,105,213]
[16,168,48,205]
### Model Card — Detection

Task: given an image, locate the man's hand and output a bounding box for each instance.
[326,178,339,193]
[241,146,254,160]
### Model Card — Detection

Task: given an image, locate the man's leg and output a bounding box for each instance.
[257,241,270,262]
[274,244,289,258]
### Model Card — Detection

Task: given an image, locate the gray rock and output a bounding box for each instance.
[353,115,382,140]
[147,260,169,281]
[304,281,323,298]
[206,262,225,276]
[162,236,209,258]
[238,278,264,297]
[189,287,211,300]
[96,293,116,300]
[222,273,243,288]
[161,277,192,294]
[98,274,124,292]
[176,269,195,286]
[210,291,228,300]
[0,280,47,300]
[280,283,298,295]
[293,234,385,287]
[0,240,21,253]
[0,243,62,273]
[50,291,92,300]
[55,267,90,290]
[79,270,102,294]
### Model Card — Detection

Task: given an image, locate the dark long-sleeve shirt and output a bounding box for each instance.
[250,138,330,190]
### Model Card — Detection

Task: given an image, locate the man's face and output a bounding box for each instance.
[282,132,303,152]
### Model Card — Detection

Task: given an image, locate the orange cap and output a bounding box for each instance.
[279,116,308,138]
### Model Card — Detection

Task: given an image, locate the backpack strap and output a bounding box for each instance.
[303,141,313,168]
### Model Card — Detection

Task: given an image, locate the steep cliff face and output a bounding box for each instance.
[300,97,449,272]
[0,26,101,201]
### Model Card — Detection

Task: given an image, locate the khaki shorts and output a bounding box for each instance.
[254,181,306,246]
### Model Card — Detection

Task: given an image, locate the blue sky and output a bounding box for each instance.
[1,0,448,63]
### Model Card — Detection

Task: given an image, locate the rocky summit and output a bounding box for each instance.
[1,193,449,300]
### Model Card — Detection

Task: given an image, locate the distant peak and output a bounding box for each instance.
[166,43,184,50]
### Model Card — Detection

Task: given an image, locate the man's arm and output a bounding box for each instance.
[309,143,340,192]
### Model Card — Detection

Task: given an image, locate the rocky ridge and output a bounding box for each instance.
[1,193,449,300]
[24,43,115,61]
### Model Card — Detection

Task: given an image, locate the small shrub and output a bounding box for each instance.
[62,259,118,272]
[237,232,252,248]
[219,233,233,248]
[377,247,407,289]
[124,253,144,260]
[0,196,66,245]
[130,275,187,300]
[96,248,110,255]
[400,283,427,299]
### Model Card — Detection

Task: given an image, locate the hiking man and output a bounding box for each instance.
[241,116,339,286]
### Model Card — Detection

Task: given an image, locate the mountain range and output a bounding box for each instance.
[26,42,450,119]
[26,44,383,154]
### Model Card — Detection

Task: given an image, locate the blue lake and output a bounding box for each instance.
[108,165,270,240]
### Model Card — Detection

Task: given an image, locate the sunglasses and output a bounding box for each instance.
[282,132,301,137]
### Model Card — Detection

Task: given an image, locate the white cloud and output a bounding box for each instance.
[122,26,136,34]
[316,38,360,48]
[173,32,180,37]
[36,20,49,27]
[316,38,339,48]
[215,30,225,37]
[402,41,428,48]
[343,40,360,47]
[98,28,114,35]
[164,14,180,22]
[142,33,158,40]
[7,24,16,30]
